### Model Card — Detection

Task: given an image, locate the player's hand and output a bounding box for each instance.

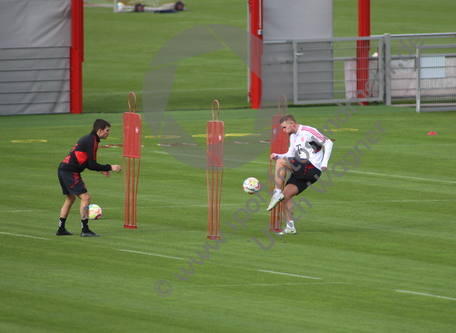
[321,167,328,171]
[270,153,278,160]
[111,165,122,173]
[100,171,111,178]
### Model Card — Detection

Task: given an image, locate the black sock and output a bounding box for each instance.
[81,219,89,232]
[59,218,67,230]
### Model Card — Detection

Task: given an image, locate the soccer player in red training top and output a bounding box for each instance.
[56,119,122,237]
[268,115,333,235]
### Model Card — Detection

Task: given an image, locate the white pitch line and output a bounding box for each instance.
[258,269,322,280]
[0,231,49,240]
[335,143,456,149]
[149,151,455,184]
[158,203,241,208]
[396,290,456,301]
[5,210,50,213]
[311,199,456,204]
[2,198,453,214]
[150,151,276,165]
[118,249,183,260]
[348,170,456,184]
[104,203,240,209]
[63,198,456,212]
[181,282,346,288]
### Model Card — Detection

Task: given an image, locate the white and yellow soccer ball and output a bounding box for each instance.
[88,204,102,220]
[243,177,260,194]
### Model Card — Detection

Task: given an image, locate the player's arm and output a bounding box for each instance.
[306,130,333,170]
[86,137,112,172]
[271,138,296,160]
[99,166,121,174]
[271,151,292,160]
[321,137,334,171]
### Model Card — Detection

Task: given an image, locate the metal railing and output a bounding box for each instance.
[263,33,456,112]
[0,46,70,115]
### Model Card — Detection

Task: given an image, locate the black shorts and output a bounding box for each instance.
[285,158,322,194]
[58,170,87,195]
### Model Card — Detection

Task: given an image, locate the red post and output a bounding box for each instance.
[123,93,141,229]
[70,0,83,114]
[207,100,224,240]
[270,95,289,232]
[357,0,370,105]
[249,0,263,109]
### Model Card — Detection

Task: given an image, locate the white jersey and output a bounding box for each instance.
[275,124,333,170]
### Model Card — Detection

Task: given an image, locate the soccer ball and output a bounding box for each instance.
[89,204,102,220]
[243,177,260,194]
[117,2,125,11]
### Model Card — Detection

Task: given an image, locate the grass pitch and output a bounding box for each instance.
[1,106,456,332]
[1,0,456,332]
[81,0,456,112]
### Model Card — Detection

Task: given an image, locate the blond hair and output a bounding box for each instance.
[279,114,296,124]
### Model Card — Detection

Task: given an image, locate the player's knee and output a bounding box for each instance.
[283,192,293,201]
[80,193,91,205]
[275,158,286,168]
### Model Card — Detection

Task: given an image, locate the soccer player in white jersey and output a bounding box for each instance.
[267,114,333,235]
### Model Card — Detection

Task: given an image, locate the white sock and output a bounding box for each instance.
[273,189,282,195]
[286,220,295,230]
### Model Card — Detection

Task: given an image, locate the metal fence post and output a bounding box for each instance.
[292,40,299,105]
[383,33,392,106]
[416,48,421,113]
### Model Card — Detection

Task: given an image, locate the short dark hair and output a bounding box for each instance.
[93,119,111,132]
[279,114,296,124]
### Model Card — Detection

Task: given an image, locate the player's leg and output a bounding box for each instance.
[272,157,292,190]
[276,160,323,235]
[279,171,313,235]
[57,194,76,235]
[78,192,100,237]
[57,170,77,236]
[278,181,300,235]
[282,184,299,222]
[78,192,91,220]
[60,194,76,218]
[267,158,292,211]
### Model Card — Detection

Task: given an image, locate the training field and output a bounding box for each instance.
[2,108,456,332]
[1,0,456,332]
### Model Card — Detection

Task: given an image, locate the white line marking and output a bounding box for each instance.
[5,209,50,213]
[313,199,456,204]
[133,203,240,209]
[149,151,275,165]
[335,143,456,149]
[396,290,456,301]
[118,249,183,260]
[258,269,322,280]
[182,282,346,288]
[149,151,456,184]
[2,198,453,214]
[155,203,240,208]
[348,170,456,184]
[0,231,49,240]
[47,198,456,212]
